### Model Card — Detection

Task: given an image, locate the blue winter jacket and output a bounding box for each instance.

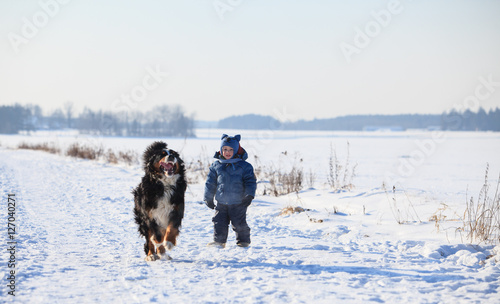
[204,149,257,205]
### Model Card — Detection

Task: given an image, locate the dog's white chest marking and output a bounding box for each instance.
[151,196,174,229]
[151,174,180,229]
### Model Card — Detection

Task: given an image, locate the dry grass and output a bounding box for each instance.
[279,206,308,216]
[18,141,139,165]
[260,164,303,196]
[185,146,211,183]
[255,145,357,196]
[66,143,103,160]
[279,205,323,223]
[256,153,304,197]
[383,183,422,225]
[327,142,357,191]
[306,169,316,189]
[117,150,138,166]
[462,163,500,245]
[18,142,60,154]
[429,203,449,232]
[65,143,138,165]
[271,166,303,196]
[105,148,118,164]
[103,148,138,165]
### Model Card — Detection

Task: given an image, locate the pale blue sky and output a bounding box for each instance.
[1,0,499,121]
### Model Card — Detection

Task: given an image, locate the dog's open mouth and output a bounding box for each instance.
[160,161,175,176]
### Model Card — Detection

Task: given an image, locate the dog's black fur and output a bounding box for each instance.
[133,141,186,261]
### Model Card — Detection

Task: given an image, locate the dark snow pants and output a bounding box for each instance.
[213,203,250,244]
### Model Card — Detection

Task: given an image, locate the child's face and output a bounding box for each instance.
[221,146,234,159]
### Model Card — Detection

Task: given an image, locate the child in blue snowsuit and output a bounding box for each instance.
[204,134,257,247]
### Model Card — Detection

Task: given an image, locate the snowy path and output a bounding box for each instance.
[1,148,499,303]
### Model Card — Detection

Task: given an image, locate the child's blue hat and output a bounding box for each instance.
[220,134,241,154]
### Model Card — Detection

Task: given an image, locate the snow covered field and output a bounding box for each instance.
[1,129,499,303]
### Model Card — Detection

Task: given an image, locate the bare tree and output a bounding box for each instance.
[63,101,74,129]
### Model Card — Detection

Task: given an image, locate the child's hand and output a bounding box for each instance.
[242,195,254,207]
[205,199,215,209]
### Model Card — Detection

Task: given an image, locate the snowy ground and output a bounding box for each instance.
[1,129,499,303]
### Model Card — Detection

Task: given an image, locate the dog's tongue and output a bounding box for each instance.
[160,162,174,175]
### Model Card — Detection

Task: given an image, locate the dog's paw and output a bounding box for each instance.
[145,254,160,262]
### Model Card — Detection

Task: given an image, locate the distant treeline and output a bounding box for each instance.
[441,108,500,131]
[0,104,195,137]
[218,108,500,132]
[2,105,499,135]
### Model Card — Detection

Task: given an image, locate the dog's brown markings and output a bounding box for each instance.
[146,230,158,260]
[154,156,167,173]
[146,229,168,260]
[154,156,181,176]
[164,223,179,246]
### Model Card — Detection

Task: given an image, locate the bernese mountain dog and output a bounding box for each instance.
[133,141,187,261]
